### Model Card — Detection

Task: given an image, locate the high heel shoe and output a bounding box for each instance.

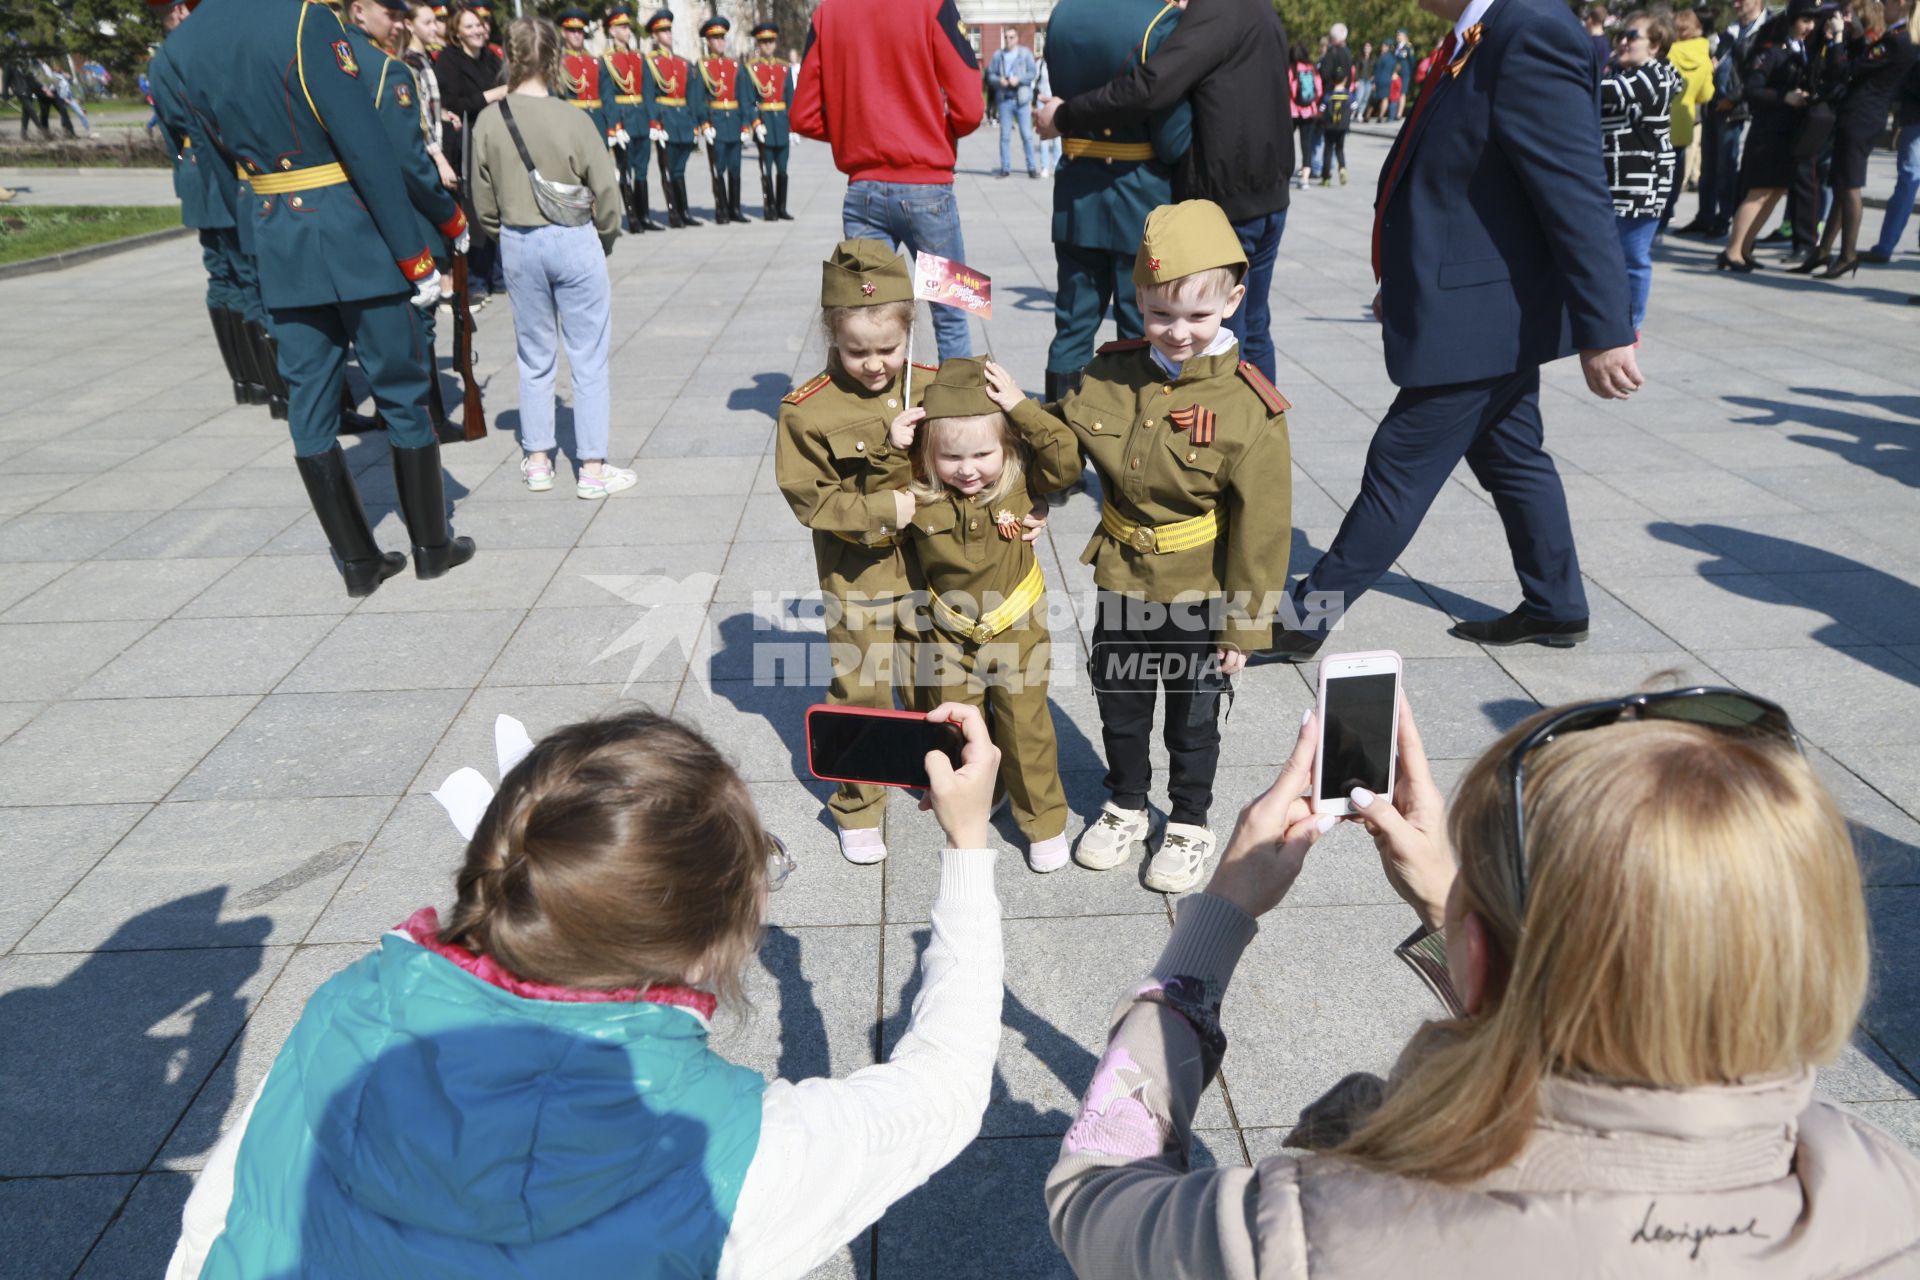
[1790,250,1833,274]
[1820,255,1860,280]
[1716,251,1755,274]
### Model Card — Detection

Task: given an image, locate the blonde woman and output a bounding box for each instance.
[471,17,630,498]
[1050,687,1920,1275]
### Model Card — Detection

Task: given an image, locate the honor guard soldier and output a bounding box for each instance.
[347,0,464,438]
[602,4,661,231]
[428,3,448,51]
[1043,0,1191,403]
[557,7,609,138]
[146,0,279,415]
[644,8,700,227]
[159,0,477,599]
[748,21,795,222]
[693,14,754,225]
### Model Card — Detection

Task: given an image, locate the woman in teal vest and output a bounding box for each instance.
[167,703,1008,1279]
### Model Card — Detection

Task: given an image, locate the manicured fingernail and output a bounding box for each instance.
[1350,787,1375,809]
[1300,708,1312,726]
[1315,814,1339,834]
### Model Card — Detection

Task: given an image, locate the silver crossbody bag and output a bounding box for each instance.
[499,98,595,227]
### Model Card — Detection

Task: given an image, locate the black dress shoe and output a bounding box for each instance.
[1246,629,1326,665]
[1448,609,1588,648]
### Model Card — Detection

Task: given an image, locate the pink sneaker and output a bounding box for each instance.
[520,456,554,492]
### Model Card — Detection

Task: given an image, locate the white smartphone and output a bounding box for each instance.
[1313,649,1403,817]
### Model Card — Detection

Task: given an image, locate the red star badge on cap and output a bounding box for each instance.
[1148,256,1162,272]
[861,281,876,297]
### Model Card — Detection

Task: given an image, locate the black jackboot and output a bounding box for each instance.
[711,174,731,224]
[676,177,702,226]
[208,306,247,404]
[663,172,684,228]
[760,170,775,221]
[294,446,407,597]
[390,440,476,579]
[428,372,462,444]
[220,309,272,406]
[637,185,664,231]
[776,174,794,221]
[246,319,291,421]
[730,175,746,224]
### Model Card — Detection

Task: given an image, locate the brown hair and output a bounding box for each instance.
[505,14,564,91]
[820,299,916,348]
[439,709,769,1002]
[1331,708,1869,1184]
[1622,8,1676,53]
[1674,8,1703,38]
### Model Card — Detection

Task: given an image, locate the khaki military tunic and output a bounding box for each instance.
[776,362,932,828]
[1009,341,1293,651]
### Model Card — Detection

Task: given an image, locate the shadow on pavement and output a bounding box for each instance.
[1722,386,1920,488]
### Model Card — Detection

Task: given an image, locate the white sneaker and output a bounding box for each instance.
[577,464,637,500]
[839,827,887,865]
[1074,801,1154,871]
[1026,832,1070,873]
[1143,822,1216,894]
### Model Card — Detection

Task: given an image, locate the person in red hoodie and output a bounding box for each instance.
[792,0,984,360]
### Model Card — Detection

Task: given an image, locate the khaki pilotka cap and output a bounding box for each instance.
[920,357,1001,420]
[821,238,915,307]
[1132,200,1250,288]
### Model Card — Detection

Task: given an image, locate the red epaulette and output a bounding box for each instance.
[911,361,938,374]
[1097,338,1152,354]
[782,372,832,405]
[1237,361,1292,415]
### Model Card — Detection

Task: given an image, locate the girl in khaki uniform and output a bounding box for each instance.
[892,359,1083,871]
[775,239,934,864]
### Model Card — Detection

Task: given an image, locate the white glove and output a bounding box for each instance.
[453,229,470,255]
[411,270,442,309]
[650,125,667,142]
[606,131,619,149]
[701,123,715,142]
[754,121,767,143]
[614,125,631,147]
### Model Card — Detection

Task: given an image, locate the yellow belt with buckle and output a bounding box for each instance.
[931,560,1045,644]
[655,95,687,105]
[711,98,739,108]
[1101,502,1220,555]
[614,94,644,104]
[571,97,602,108]
[1063,139,1155,162]
[760,102,786,111]
[237,162,350,195]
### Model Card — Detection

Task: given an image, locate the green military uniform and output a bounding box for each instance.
[693,15,756,225]
[557,8,611,138]
[158,0,475,599]
[746,23,794,221]
[644,9,701,227]
[905,359,1082,845]
[602,5,662,232]
[148,32,272,412]
[775,241,930,831]
[1044,0,1193,400]
[1008,201,1293,829]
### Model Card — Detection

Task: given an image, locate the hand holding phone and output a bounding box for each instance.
[919,702,1001,850]
[1344,696,1455,931]
[1312,650,1402,817]
[805,705,966,791]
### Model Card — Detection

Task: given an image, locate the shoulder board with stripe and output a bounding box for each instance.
[1096,338,1152,354]
[911,361,938,373]
[1237,361,1291,415]
[782,372,832,405]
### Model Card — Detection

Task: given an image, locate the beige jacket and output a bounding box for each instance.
[1048,894,1920,1279]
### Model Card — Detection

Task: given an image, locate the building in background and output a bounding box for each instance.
[960,0,1052,55]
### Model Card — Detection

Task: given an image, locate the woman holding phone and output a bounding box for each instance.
[1049,688,1920,1275]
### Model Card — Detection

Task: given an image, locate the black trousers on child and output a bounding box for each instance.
[1089,591,1231,827]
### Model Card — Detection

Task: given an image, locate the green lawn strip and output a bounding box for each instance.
[0,204,182,266]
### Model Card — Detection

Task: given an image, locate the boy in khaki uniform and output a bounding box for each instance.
[892,358,1084,871]
[775,239,934,864]
[992,200,1294,893]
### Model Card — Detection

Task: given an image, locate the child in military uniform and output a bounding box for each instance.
[776,239,933,865]
[890,358,1082,872]
[990,199,1294,894]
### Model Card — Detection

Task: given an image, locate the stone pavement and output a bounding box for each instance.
[2,128,1917,1279]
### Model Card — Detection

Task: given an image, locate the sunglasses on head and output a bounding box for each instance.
[1619,27,1647,38]
[1500,687,1799,909]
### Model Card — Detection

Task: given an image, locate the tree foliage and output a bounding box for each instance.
[3,0,167,77]
[1272,0,1451,54]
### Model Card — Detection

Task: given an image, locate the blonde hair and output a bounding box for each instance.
[505,15,564,91]
[1332,709,1868,1184]
[439,709,768,1005]
[821,300,915,348]
[1139,266,1242,311]
[909,411,1028,509]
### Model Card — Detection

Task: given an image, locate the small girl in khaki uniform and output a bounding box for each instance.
[891,358,1083,872]
[775,239,934,865]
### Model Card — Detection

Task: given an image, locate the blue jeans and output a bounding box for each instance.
[842,180,972,360]
[1615,215,1658,334]
[1225,210,1285,382]
[998,94,1036,173]
[1699,113,1745,228]
[500,223,612,461]
[1872,123,1920,256]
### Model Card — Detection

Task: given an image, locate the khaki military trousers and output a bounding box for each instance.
[822,591,918,829]
[912,603,1067,842]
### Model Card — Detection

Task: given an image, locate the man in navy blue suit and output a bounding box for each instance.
[1265,0,1643,662]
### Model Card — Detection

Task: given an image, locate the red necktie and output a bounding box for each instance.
[1371,31,1458,281]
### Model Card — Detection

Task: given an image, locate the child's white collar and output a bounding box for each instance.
[1150,329,1239,380]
